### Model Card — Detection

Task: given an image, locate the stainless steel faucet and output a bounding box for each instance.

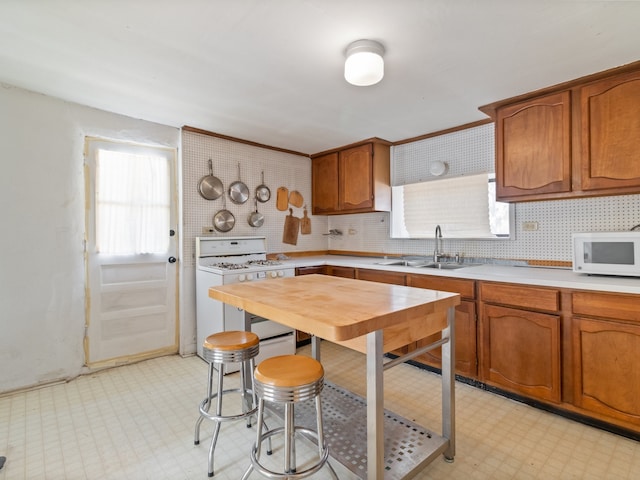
[434,224,443,262]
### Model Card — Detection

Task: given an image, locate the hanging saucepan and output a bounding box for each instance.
[213,193,235,232]
[228,163,249,204]
[248,196,265,227]
[198,159,224,200]
[255,171,271,203]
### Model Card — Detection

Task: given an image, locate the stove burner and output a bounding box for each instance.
[207,259,283,271]
[208,262,248,270]
[247,260,282,267]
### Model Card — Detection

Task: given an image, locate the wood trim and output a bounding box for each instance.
[310,137,392,158]
[392,119,493,145]
[478,59,640,118]
[182,125,309,157]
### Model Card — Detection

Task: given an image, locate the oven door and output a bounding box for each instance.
[247,312,295,340]
[255,333,296,364]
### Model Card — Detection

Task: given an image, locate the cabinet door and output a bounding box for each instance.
[311,152,339,214]
[580,71,640,191]
[572,317,640,427]
[495,91,572,201]
[414,300,477,378]
[480,304,561,402]
[339,144,373,211]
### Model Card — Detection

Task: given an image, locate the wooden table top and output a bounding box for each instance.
[208,274,460,344]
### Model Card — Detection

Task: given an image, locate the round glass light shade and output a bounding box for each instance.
[344,40,385,86]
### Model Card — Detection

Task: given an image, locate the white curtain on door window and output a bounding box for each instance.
[96,149,170,254]
[399,173,493,238]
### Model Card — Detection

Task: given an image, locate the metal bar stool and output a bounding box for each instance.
[194,330,267,477]
[242,354,338,479]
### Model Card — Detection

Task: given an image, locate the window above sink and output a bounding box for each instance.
[390,173,514,240]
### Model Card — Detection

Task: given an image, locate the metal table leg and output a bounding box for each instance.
[442,306,456,461]
[367,330,384,479]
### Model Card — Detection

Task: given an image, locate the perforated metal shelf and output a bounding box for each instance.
[265,382,450,479]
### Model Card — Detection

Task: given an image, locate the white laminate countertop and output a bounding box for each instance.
[283,255,640,295]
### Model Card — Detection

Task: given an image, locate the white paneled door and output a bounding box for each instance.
[84,138,178,367]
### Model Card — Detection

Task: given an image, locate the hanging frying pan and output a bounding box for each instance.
[228,163,249,204]
[213,193,235,232]
[198,159,224,200]
[248,196,265,227]
[255,171,271,203]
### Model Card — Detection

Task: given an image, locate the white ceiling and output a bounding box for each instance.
[1,1,639,155]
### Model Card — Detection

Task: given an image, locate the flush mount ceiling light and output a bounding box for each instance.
[344,39,385,86]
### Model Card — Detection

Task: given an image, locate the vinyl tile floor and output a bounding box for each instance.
[1,341,639,480]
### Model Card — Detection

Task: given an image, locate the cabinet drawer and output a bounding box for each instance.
[357,268,406,285]
[295,266,326,276]
[572,291,640,323]
[480,282,559,312]
[408,274,475,299]
[327,266,356,278]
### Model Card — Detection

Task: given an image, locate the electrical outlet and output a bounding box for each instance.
[522,221,539,231]
[202,226,216,234]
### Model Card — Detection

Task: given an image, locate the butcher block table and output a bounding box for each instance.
[209,274,460,479]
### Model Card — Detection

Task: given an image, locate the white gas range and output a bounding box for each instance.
[195,236,296,372]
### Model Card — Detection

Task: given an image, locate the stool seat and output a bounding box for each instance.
[204,330,259,351]
[254,355,324,387]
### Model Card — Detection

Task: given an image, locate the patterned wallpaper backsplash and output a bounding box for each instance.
[183,125,640,264]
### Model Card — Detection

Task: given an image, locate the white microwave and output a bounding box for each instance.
[572,232,640,277]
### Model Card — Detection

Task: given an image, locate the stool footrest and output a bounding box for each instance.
[198,389,258,423]
[249,426,330,479]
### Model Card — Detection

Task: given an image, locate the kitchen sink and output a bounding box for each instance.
[375,259,408,266]
[415,262,479,270]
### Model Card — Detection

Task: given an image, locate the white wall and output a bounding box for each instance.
[0,84,179,393]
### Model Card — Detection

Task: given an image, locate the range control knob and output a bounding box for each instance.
[238,274,246,282]
[269,271,278,278]
[277,270,285,277]
[246,273,254,281]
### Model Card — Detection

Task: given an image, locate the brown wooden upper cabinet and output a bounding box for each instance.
[495,91,572,200]
[579,70,640,192]
[480,61,640,202]
[311,140,391,215]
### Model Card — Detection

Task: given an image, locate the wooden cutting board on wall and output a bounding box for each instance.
[300,206,311,234]
[276,187,289,211]
[283,208,300,245]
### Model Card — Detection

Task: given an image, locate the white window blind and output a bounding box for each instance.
[96,149,170,254]
[394,173,493,238]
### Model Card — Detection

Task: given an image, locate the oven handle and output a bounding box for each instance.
[248,313,269,324]
[260,331,295,342]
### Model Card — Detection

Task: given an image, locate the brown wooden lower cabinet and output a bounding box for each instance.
[572,317,640,428]
[408,274,477,378]
[413,300,477,378]
[480,303,561,403]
